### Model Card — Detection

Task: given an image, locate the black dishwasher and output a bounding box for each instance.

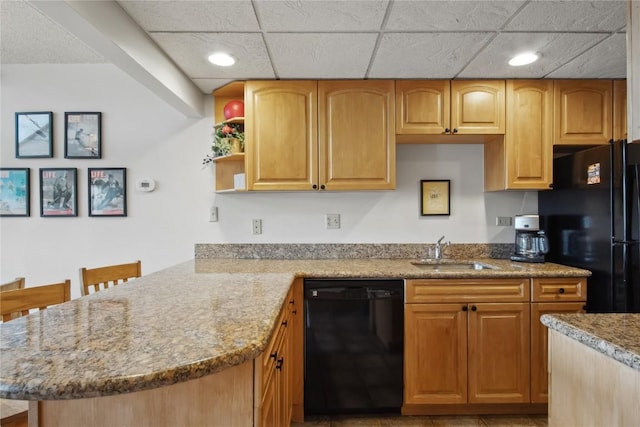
[304,278,404,415]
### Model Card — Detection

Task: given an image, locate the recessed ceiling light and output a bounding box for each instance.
[508,52,539,67]
[208,52,236,67]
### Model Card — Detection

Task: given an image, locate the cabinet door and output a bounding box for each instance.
[451,81,505,134]
[530,302,585,403]
[505,80,553,190]
[614,80,627,141]
[468,303,530,404]
[318,80,396,190]
[404,303,467,404]
[395,80,450,135]
[245,81,318,191]
[554,80,613,145]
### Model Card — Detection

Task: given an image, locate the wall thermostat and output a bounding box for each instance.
[135,179,156,192]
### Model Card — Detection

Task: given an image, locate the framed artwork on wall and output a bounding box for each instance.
[420,180,451,216]
[88,168,126,217]
[40,168,78,217]
[65,112,101,159]
[15,112,53,158]
[0,168,30,217]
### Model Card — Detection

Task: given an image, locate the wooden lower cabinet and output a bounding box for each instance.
[404,303,468,404]
[530,277,587,404]
[255,280,302,426]
[404,279,531,410]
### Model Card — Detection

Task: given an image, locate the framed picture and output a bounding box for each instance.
[0,168,30,217]
[420,180,450,216]
[40,168,77,217]
[15,112,53,158]
[88,168,126,217]
[65,112,101,158]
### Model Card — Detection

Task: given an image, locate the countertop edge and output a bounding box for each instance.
[540,314,640,371]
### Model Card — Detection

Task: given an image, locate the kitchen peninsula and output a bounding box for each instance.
[541,313,640,427]
[1,244,591,426]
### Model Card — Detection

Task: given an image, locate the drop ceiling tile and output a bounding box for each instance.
[150,33,274,79]
[385,1,526,31]
[547,33,627,78]
[118,0,259,31]
[504,0,627,32]
[265,33,378,79]
[255,0,389,31]
[459,32,608,78]
[369,33,494,79]
[0,1,104,64]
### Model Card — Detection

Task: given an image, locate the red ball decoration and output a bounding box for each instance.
[223,100,244,119]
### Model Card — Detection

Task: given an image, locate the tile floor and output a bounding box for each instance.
[293,414,548,427]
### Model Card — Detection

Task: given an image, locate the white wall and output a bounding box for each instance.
[1,64,537,298]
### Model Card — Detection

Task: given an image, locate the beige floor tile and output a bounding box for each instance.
[528,415,548,427]
[379,415,434,426]
[330,416,383,427]
[429,415,486,427]
[480,415,541,427]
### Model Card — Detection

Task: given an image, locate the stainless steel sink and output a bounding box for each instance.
[411,261,498,271]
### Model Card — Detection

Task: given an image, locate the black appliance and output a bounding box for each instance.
[303,278,404,415]
[539,140,640,312]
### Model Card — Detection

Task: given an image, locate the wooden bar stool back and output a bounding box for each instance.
[0,278,69,427]
[0,280,71,322]
[80,260,141,296]
[0,277,26,321]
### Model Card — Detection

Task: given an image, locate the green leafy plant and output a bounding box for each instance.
[203,122,245,166]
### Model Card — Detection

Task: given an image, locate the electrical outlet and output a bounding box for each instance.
[209,206,218,222]
[252,219,262,235]
[496,216,513,226]
[326,214,341,229]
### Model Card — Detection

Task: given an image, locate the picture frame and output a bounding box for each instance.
[420,180,451,216]
[88,168,126,217]
[0,168,30,217]
[40,168,78,217]
[65,112,101,159]
[15,112,53,158]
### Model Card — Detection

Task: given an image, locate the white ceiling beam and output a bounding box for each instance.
[29,0,205,118]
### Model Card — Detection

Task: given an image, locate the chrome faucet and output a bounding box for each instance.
[433,236,451,260]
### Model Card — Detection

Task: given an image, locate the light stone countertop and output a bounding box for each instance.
[0,257,590,401]
[540,313,640,371]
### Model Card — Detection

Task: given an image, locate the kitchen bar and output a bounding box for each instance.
[1,252,590,426]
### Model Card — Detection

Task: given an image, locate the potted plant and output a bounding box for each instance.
[203,122,245,166]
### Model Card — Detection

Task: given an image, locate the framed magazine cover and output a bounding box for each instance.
[40,168,77,217]
[88,168,126,217]
[65,112,101,158]
[0,168,30,217]
[420,179,450,216]
[15,112,53,158]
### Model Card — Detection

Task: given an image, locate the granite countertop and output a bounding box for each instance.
[541,313,640,371]
[1,257,590,401]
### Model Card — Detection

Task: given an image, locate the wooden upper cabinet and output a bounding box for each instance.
[614,79,627,141]
[245,81,318,191]
[451,80,505,134]
[485,80,553,191]
[554,80,613,145]
[318,80,396,190]
[395,80,450,135]
[396,80,505,142]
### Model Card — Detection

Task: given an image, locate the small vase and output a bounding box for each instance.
[229,138,243,154]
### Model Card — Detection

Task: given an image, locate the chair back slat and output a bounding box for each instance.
[0,277,25,292]
[0,280,71,322]
[80,261,141,296]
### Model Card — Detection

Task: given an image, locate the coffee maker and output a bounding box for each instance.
[510,215,549,263]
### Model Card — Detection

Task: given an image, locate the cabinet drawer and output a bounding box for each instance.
[532,277,587,302]
[406,279,529,303]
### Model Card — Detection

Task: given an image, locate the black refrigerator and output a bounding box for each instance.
[539,140,640,313]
